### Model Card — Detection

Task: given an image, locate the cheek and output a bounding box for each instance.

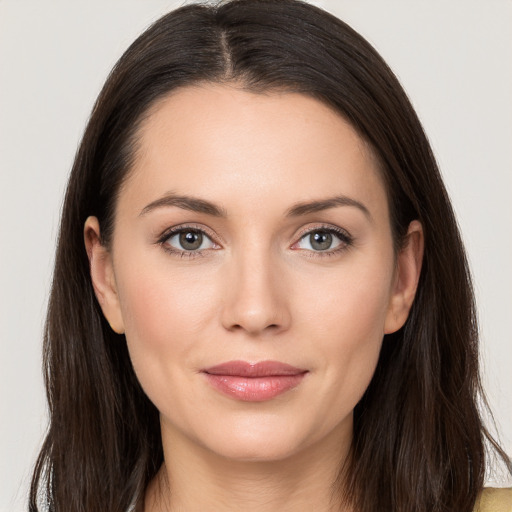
[297,254,394,344]
[294,255,394,411]
[114,258,219,384]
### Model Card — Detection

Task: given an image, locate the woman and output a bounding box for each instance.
[29,0,511,511]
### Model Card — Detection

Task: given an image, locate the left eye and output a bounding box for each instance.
[295,229,346,251]
[165,229,216,251]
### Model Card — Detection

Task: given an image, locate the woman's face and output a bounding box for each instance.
[86,84,421,462]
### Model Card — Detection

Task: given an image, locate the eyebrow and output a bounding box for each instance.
[139,192,371,220]
[285,195,372,220]
[140,193,228,217]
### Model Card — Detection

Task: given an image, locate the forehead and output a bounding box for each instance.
[120,83,387,219]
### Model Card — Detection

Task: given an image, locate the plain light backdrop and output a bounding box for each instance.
[1,1,511,510]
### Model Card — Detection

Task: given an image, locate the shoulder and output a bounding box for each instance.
[474,488,512,512]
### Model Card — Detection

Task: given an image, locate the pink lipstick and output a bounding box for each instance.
[202,360,308,402]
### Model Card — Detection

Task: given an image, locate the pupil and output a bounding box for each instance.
[180,231,202,250]
[311,231,332,251]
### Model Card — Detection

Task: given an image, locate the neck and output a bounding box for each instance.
[144,420,353,512]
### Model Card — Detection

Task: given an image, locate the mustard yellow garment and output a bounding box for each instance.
[474,488,512,511]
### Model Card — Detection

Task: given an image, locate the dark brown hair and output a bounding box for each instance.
[30,1,510,511]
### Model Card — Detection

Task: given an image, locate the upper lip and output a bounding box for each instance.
[203,360,308,377]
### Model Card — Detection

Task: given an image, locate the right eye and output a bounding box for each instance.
[164,228,217,253]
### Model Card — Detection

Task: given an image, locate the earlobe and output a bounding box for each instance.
[384,220,424,334]
[84,216,125,334]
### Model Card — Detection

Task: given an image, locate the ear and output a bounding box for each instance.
[84,216,125,334]
[384,220,424,334]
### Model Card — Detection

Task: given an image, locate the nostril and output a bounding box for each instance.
[226,322,282,334]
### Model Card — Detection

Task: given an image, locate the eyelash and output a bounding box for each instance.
[156,224,353,259]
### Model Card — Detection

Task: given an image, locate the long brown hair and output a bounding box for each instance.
[30,1,511,511]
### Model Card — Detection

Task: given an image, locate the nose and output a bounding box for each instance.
[220,248,291,336]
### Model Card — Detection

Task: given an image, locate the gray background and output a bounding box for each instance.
[1,1,511,510]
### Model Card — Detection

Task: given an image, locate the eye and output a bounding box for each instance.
[294,227,351,253]
[164,228,217,252]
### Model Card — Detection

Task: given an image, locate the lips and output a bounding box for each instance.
[202,360,308,402]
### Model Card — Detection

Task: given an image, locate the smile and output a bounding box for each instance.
[202,360,308,402]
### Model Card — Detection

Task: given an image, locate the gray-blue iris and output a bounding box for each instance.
[180,231,203,250]
[311,231,332,251]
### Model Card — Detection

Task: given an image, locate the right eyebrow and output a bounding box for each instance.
[139,192,228,218]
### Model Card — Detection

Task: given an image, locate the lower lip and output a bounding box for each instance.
[204,373,307,401]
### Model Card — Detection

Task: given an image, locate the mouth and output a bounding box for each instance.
[202,360,308,402]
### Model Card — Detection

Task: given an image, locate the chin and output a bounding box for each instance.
[191,414,326,464]
[206,436,305,463]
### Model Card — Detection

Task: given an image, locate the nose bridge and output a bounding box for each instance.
[221,237,290,335]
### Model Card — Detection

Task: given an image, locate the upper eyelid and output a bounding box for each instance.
[295,223,352,241]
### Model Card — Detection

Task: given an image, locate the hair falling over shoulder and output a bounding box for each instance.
[30,1,511,511]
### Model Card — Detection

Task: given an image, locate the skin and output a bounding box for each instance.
[84,84,423,511]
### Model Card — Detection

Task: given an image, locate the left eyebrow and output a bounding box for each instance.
[285,195,372,221]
